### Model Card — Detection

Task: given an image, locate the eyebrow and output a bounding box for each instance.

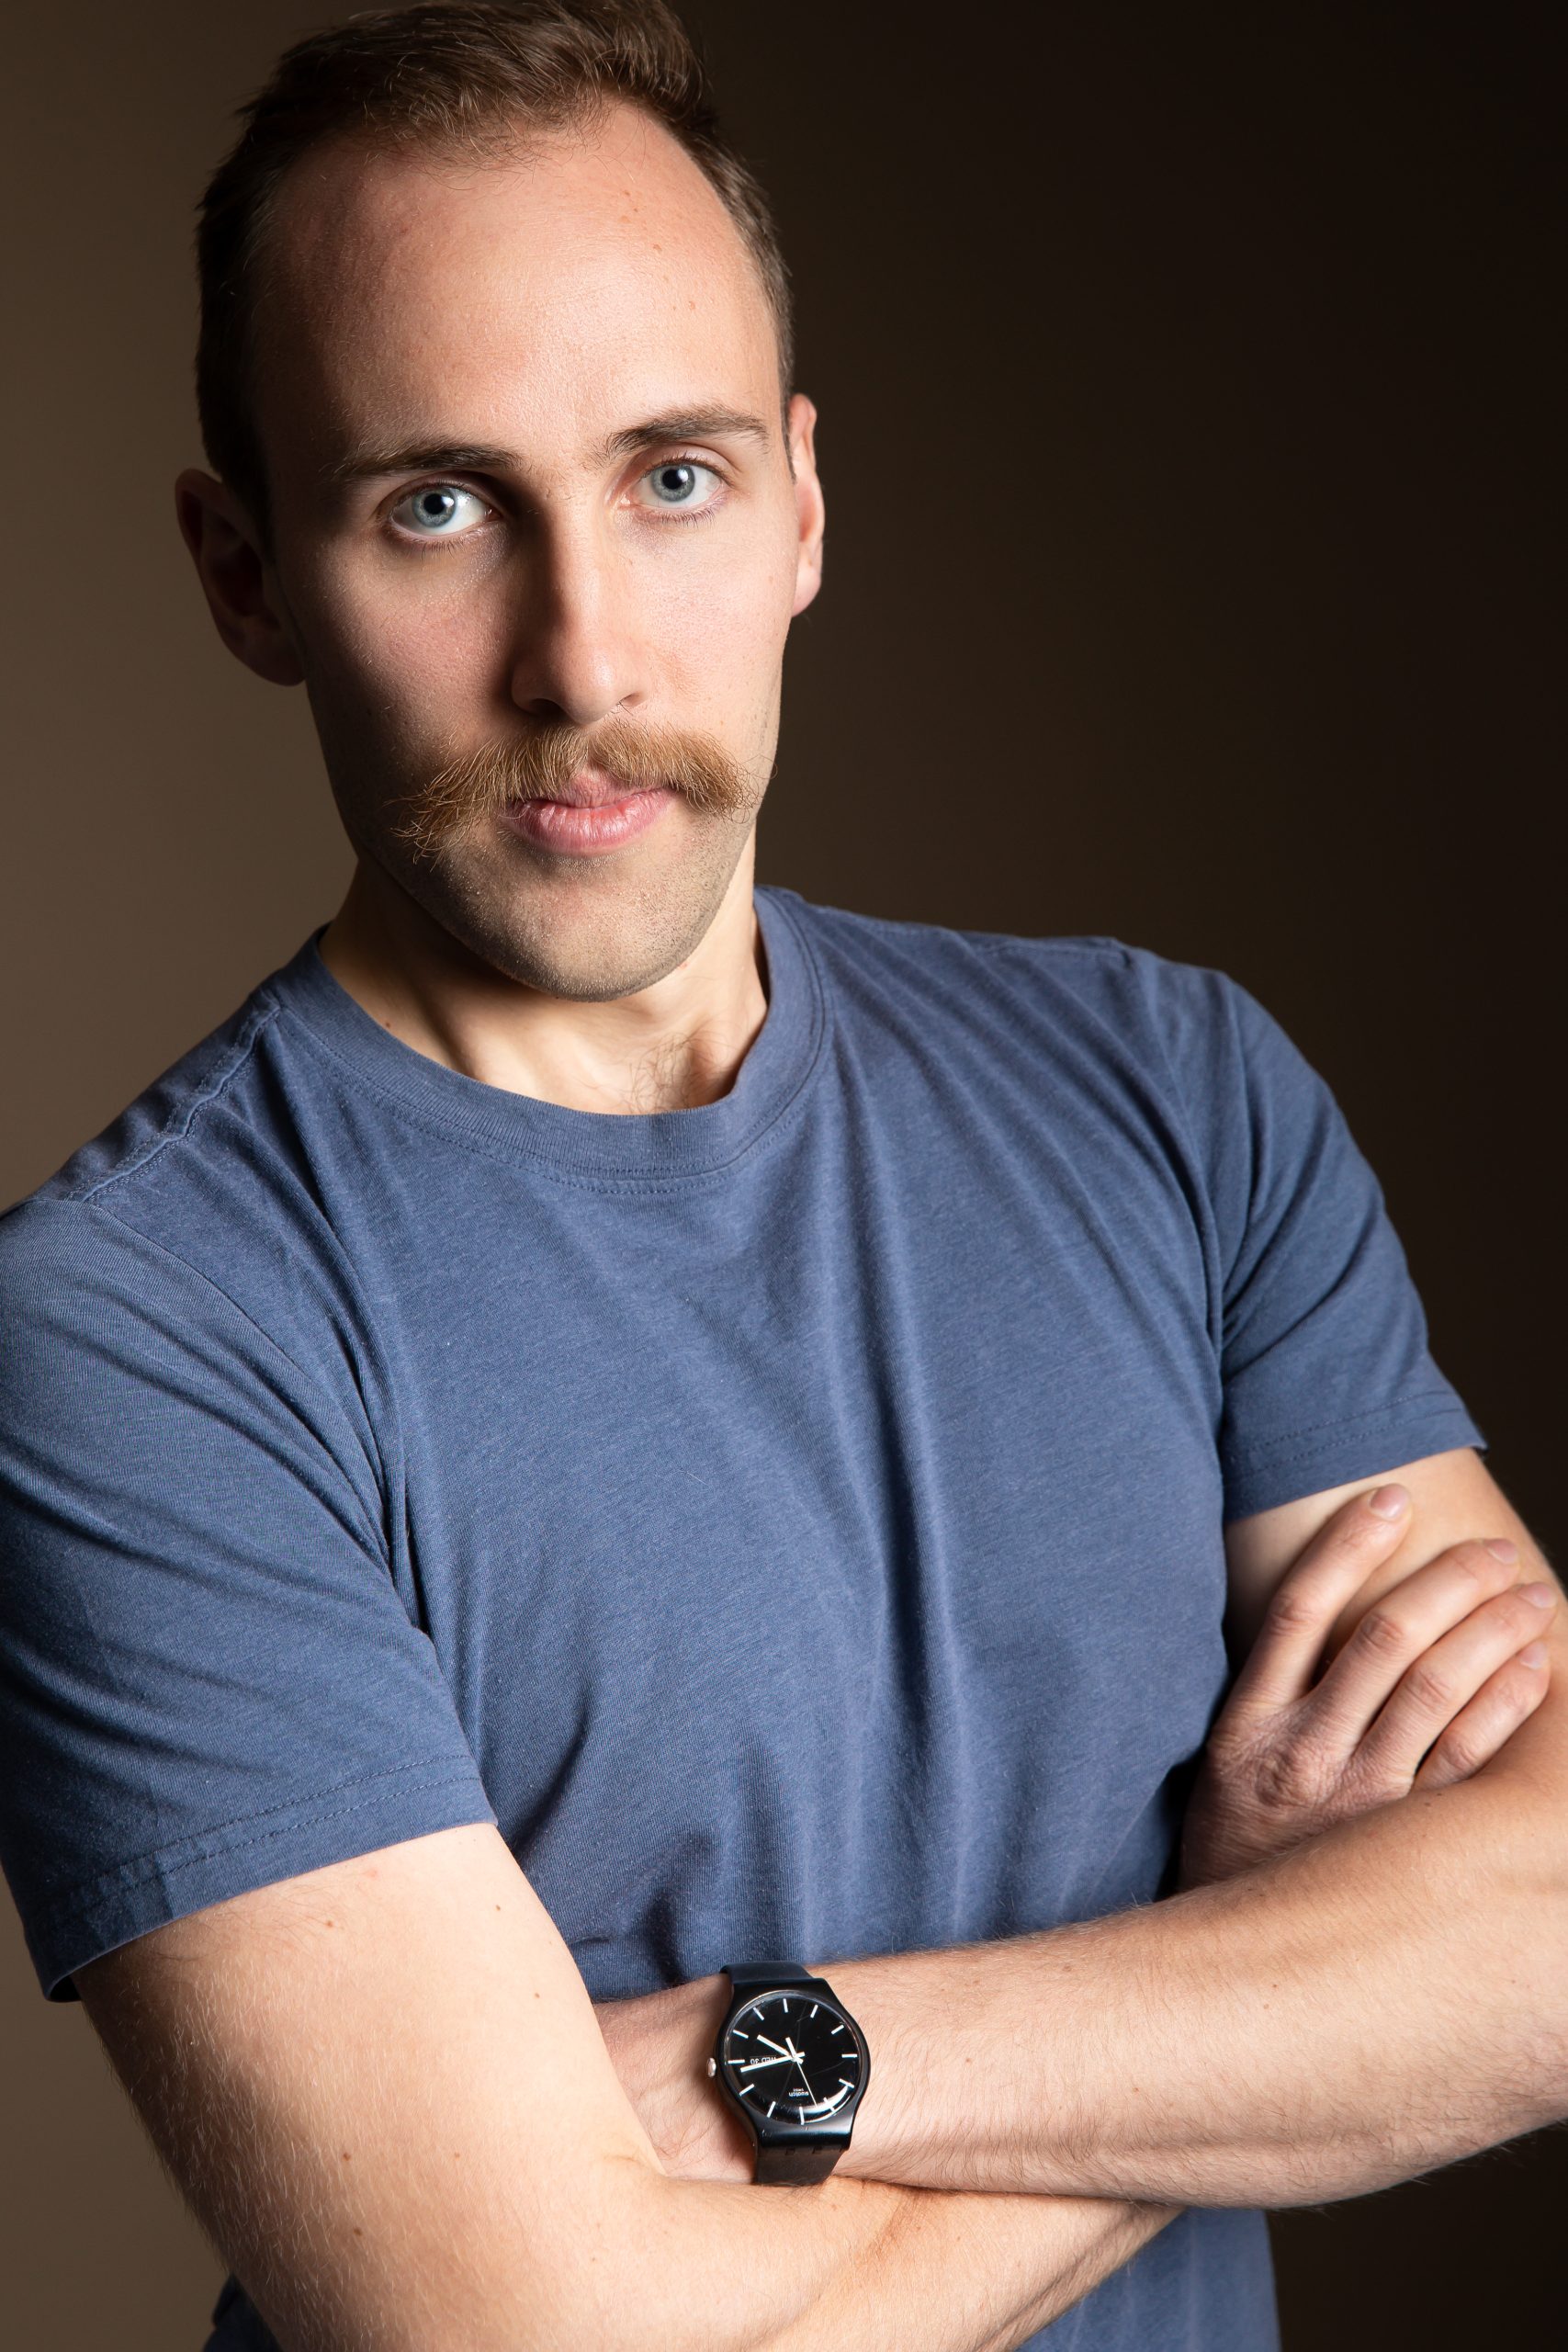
[321,406,773,488]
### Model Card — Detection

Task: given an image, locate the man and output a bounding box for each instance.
[0,5,1562,2348]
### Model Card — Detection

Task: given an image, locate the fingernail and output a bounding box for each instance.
[1486,1539,1519,1564]
[1367,1485,1410,1520]
[1519,1642,1548,1668]
[1522,1582,1555,1609]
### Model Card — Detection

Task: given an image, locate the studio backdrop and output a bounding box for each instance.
[1,4,1561,2346]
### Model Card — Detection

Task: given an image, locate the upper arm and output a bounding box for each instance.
[1156,969,1557,1781]
[1223,1446,1568,1804]
[73,1819,665,2352]
[0,1204,506,2004]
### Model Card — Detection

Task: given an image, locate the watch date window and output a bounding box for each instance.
[723,1992,863,2121]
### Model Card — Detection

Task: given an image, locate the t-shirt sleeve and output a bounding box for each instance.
[0,1199,497,2004]
[1149,956,1484,1519]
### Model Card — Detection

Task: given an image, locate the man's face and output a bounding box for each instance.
[248,103,821,1000]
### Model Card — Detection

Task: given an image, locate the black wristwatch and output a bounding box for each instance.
[707,1961,871,2184]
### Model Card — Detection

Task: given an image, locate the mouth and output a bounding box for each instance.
[521,763,662,809]
[500,775,678,858]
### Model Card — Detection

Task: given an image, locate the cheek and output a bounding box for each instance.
[641,524,797,689]
[652,575,780,696]
[299,552,502,719]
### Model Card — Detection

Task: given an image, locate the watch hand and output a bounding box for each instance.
[756,2035,795,2059]
[779,2039,812,2088]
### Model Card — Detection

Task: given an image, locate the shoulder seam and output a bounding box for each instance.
[66,1001,279,1207]
[973,933,1135,966]
[787,896,1136,965]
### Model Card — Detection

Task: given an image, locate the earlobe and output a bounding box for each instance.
[174,467,305,687]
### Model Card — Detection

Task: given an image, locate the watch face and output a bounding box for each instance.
[720,1990,864,2126]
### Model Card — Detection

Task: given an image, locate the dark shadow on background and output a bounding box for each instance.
[2,3,1562,2345]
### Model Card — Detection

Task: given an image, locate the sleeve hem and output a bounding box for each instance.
[1221,1400,1486,1522]
[31,1758,498,2005]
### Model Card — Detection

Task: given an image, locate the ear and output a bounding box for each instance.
[174,468,305,687]
[785,392,825,619]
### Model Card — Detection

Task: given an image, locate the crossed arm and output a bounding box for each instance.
[604,1450,1568,2213]
[72,1450,1564,2350]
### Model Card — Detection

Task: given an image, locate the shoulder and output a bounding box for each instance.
[1,942,355,1375]
[15,983,286,1222]
[766,886,1275,1088]
[6,927,356,1227]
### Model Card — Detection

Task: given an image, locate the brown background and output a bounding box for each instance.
[3,2,1562,2344]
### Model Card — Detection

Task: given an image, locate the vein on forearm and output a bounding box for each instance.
[822,1780,1568,2207]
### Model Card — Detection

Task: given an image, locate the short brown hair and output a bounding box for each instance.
[194,0,795,549]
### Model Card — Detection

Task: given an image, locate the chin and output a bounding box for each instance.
[417,845,740,1004]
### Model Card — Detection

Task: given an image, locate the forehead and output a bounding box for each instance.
[253,103,778,484]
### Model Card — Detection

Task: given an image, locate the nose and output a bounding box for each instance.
[504,514,647,729]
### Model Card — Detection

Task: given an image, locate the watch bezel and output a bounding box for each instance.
[714,1979,871,2141]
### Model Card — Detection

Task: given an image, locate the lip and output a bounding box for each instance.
[500,780,676,857]
[533,763,652,808]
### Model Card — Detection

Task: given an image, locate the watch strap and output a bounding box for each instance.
[754,2134,850,2185]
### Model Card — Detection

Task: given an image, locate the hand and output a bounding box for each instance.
[1178,1485,1557,1891]
[594,1973,757,2182]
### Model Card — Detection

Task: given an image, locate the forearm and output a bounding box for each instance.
[824,1778,1568,2207]
[630,2168,1180,2352]
[587,1980,1178,2352]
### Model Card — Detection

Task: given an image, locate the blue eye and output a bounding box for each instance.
[636,458,722,514]
[390,483,490,537]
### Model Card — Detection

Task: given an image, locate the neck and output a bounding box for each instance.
[317,853,769,1114]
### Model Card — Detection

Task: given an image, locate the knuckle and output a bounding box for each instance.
[1425,1728,1483,1779]
[1266,1581,1325,1639]
[1496,1658,1550,1705]
[1197,1723,1252,1785]
[1414,1749,1461,1793]
[1352,1606,1411,1664]
[1404,1657,1457,1715]
[1255,1736,1335,1814]
[1210,1697,1273,1751]
[1337,1752,1403,1811]
[1442,1544,1491,1592]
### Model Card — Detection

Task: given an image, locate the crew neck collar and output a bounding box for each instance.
[263,883,828,1183]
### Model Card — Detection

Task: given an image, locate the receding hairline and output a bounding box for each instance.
[217,90,795,545]
[248,96,774,333]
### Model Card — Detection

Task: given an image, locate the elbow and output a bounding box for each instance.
[421,2166,757,2352]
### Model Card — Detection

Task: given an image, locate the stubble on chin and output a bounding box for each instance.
[370,715,767,1002]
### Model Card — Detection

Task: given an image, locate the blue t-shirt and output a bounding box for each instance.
[0,884,1481,2351]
